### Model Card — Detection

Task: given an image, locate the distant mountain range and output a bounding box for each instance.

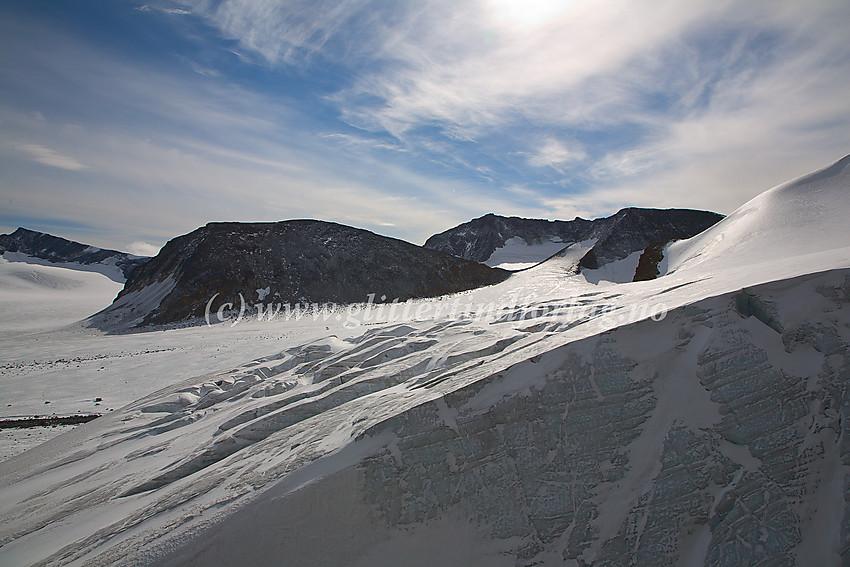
[424,208,724,270]
[89,220,511,329]
[0,227,149,283]
[5,206,727,330]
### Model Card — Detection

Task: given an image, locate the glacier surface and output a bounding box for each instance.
[1,154,850,566]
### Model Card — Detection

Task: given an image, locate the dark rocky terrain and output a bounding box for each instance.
[425,213,595,263]
[94,220,510,329]
[424,208,723,270]
[0,227,148,282]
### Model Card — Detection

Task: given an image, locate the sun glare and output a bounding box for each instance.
[487,0,573,29]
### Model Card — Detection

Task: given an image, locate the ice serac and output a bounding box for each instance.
[2,268,845,566]
[424,208,722,270]
[90,220,510,329]
[0,227,149,283]
[159,271,850,567]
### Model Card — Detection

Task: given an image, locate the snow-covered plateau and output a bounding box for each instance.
[1,154,850,566]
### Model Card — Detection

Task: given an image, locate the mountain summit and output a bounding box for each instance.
[424,208,723,271]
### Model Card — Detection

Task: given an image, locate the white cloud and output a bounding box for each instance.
[184,0,850,218]
[4,0,849,251]
[15,143,88,171]
[127,241,161,256]
[528,139,586,169]
[335,0,725,136]
[191,0,373,65]
[136,5,191,16]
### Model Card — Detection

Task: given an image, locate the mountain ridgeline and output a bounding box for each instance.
[424,208,724,270]
[92,220,511,329]
[9,207,724,330]
[0,227,148,282]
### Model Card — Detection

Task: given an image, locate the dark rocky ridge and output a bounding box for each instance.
[425,214,595,264]
[99,220,510,328]
[424,208,723,269]
[0,227,148,282]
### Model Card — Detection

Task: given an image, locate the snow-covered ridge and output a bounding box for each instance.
[0,228,149,283]
[425,208,723,270]
[666,153,850,275]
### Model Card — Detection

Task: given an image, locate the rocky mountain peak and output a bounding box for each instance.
[92,219,510,329]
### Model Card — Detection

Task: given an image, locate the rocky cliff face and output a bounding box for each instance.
[424,209,723,270]
[94,220,510,329]
[0,227,148,282]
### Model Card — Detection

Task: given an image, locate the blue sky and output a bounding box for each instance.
[2,0,849,254]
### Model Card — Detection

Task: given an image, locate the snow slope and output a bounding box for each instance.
[0,155,849,566]
[0,228,149,283]
[0,255,124,458]
[484,236,572,270]
[0,255,123,337]
[1,250,129,283]
[665,153,850,275]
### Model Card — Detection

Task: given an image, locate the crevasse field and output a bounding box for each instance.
[1,156,850,565]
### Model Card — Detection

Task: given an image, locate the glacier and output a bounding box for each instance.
[1,154,849,566]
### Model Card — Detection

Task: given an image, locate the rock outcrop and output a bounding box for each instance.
[92,220,510,329]
[424,209,723,270]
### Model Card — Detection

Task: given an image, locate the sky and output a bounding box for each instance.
[1,0,849,254]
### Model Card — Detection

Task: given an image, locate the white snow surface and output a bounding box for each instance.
[0,255,123,338]
[1,155,850,565]
[583,249,643,284]
[1,251,129,283]
[484,236,573,270]
[666,153,850,276]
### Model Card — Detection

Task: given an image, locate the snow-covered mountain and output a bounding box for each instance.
[424,209,722,271]
[665,154,850,275]
[89,220,510,331]
[1,155,849,566]
[0,227,149,283]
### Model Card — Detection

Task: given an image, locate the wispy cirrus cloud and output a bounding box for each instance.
[188,0,381,65]
[136,5,191,16]
[2,0,849,253]
[186,0,850,216]
[15,143,88,171]
[0,13,501,248]
[528,139,587,170]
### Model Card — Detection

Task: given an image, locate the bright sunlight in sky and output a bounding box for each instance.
[488,0,573,28]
